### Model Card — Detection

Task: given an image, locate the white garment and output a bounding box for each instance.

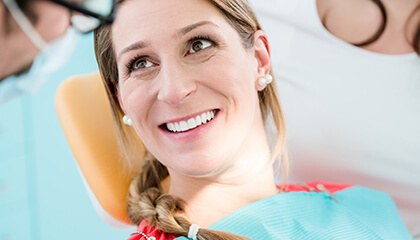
[250,0,420,237]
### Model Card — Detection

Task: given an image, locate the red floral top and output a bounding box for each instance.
[280,181,350,194]
[128,220,177,240]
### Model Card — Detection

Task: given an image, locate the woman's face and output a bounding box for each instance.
[113,0,270,177]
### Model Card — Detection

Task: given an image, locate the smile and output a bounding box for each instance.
[163,110,218,133]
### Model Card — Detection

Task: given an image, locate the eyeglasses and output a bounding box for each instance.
[47,0,116,33]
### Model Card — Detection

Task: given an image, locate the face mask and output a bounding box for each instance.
[0,0,80,104]
[0,29,80,104]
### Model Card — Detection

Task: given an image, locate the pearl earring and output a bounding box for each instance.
[122,115,133,126]
[258,74,273,88]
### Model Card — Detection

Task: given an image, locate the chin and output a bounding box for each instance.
[169,155,228,178]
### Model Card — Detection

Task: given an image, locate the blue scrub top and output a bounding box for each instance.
[176,186,411,239]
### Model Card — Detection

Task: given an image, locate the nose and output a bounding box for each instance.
[157,61,196,105]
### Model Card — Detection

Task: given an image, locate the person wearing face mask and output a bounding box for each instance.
[0,0,115,103]
[0,1,131,239]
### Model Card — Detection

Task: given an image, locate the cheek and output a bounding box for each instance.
[119,81,151,119]
[200,54,256,91]
[122,85,157,148]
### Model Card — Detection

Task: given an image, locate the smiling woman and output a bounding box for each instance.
[94,0,411,239]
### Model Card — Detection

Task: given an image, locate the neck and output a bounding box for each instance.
[166,106,279,226]
[169,162,278,227]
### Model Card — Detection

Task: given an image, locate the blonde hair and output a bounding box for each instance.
[94,0,287,239]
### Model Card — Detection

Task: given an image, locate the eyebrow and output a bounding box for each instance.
[117,21,218,60]
[117,40,151,60]
[177,20,218,37]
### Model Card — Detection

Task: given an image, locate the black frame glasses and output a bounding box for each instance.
[47,0,116,32]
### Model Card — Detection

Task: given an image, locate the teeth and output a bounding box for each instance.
[179,121,187,131]
[166,110,216,133]
[201,113,207,123]
[187,118,197,129]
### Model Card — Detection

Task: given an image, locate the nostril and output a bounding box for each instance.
[157,87,195,105]
[156,74,197,104]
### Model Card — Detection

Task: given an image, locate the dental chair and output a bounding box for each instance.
[55,72,134,228]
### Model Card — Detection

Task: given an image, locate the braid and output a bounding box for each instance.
[128,187,190,234]
[127,153,250,240]
[138,152,169,191]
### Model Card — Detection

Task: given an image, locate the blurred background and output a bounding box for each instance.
[0,32,133,240]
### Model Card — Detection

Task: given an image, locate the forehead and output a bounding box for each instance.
[112,0,228,53]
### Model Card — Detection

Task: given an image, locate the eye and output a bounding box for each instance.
[128,57,155,72]
[188,38,214,54]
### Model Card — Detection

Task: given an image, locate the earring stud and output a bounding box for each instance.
[258,74,273,88]
[122,115,133,126]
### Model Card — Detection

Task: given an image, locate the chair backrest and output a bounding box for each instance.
[55,72,133,225]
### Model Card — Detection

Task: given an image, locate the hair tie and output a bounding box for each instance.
[187,224,200,240]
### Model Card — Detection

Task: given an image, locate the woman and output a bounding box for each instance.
[94,0,410,239]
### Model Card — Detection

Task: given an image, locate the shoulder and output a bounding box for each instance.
[317,0,384,45]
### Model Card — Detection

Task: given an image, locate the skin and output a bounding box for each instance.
[317,0,419,54]
[0,0,69,81]
[113,0,278,227]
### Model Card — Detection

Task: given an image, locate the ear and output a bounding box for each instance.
[253,30,272,90]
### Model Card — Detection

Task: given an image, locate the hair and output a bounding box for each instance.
[323,0,420,55]
[94,0,287,239]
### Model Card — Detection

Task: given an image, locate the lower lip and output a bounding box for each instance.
[160,111,219,141]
